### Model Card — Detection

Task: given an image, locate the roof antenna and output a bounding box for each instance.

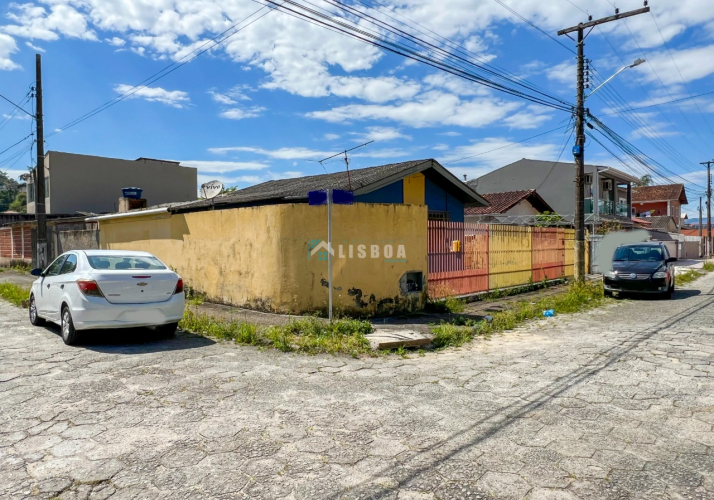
[463,174,467,181]
[315,140,374,191]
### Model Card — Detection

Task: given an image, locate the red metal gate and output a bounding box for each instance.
[532,227,565,282]
[428,221,488,298]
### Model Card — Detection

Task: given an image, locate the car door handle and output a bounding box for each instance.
[46,284,50,289]
[60,285,64,290]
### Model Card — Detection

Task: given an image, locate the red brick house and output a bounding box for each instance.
[632,184,688,228]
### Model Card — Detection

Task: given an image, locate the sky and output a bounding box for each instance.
[1,0,714,214]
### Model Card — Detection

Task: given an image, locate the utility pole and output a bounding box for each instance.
[558,4,650,281]
[702,161,713,258]
[35,54,47,268]
[699,196,704,257]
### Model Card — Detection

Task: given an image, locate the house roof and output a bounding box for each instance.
[681,228,701,236]
[631,217,652,226]
[174,158,488,213]
[632,184,688,204]
[647,215,678,231]
[465,190,553,215]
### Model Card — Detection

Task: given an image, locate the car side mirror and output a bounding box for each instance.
[30,268,43,277]
[666,257,677,263]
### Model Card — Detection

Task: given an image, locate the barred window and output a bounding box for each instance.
[428,211,450,221]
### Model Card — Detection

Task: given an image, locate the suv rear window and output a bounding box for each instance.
[87,255,167,270]
[614,246,664,262]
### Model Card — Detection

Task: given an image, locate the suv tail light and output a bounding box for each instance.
[77,279,104,297]
[174,278,184,295]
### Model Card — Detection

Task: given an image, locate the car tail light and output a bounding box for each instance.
[174,278,184,295]
[77,279,104,297]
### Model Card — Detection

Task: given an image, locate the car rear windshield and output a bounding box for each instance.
[613,246,664,262]
[87,255,167,270]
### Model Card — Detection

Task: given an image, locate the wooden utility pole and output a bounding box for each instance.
[702,161,713,258]
[35,54,47,268]
[699,196,703,257]
[558,4,650,281]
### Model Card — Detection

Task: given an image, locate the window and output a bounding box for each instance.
[45,177,50,198]
[60,254,77,275]
[45,256,67,276]
[613,246,663,262]
[28,183,35,203]
[87,255,167,270]
[404,272,423,292]
[428,211,450,221]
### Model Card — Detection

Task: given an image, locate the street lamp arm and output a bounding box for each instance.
[586,58,645,99]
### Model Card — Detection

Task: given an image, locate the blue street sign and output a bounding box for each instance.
[308,190,354,205]
[333,190,354,205]
[308,190,328,206]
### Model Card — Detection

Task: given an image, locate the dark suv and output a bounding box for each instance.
[603,242,677,299]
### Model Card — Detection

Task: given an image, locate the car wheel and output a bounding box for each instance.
[61,306,79,345]
[662,288,673,300]
[29,295,45,326]
[156,322,178,338]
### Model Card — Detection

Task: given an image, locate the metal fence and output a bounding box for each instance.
[428,222,576,298]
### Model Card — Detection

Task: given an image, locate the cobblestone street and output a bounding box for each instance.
[2,275,714,499]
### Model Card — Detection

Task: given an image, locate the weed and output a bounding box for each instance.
[702,262,714,272]
[0,283,30,307]
[430,281,605,349]
[676,269,702,287]
[179,310,372,356]
[3,260,32,273]
[426,295,465,314]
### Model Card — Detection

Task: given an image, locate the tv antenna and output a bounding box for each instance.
[313,140,374,191]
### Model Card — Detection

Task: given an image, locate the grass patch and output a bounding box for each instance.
[431,281,605,349]
[0,283,30,307]
[1,259,32,273]
[426,295,465,314]
[702,262,714,272]
[676,269,703,287]
[179,310,372,356]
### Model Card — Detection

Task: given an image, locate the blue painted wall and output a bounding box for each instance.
[355,180,403,204]
[425,177,464,222]
[355,177,464,221]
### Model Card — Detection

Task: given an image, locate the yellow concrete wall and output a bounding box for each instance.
[99,203,428,315]
[403,172,425,205]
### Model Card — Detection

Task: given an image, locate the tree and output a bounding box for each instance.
[8,191,26,213]
[0,170,20,212]
[635,174,652,187]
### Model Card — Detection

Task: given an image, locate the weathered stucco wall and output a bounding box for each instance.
[98,203,428,315]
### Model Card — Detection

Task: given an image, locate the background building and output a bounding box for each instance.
[26,151,197,215]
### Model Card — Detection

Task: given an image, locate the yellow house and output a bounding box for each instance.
[92,159,487,315]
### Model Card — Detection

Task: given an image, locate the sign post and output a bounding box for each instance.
[308,189,354,322]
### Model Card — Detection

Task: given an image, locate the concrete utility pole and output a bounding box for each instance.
[700,197,703,257]
[558,4,650,281]
[702,161,713,258]
[35,54,47,268]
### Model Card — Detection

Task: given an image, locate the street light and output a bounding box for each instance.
[586,58,645,99]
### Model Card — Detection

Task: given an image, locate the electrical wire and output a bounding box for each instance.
[602,90,714,114]
[47,5,278,138]
[0,133,34,157]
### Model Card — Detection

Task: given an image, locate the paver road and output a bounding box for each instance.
[2,275,714,499]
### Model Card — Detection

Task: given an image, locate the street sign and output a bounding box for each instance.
[308,190,328,205]
[308,189,353,205]
[200,180,223,199]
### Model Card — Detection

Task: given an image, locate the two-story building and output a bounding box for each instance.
[632,184,688,229]
[467,158,639,224]
[27,151,198,215]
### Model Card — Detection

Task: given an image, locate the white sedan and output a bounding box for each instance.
[29,250,185,345]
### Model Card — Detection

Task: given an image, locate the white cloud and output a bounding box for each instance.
[219,106,264,120]
[424,73,489,97]
[634,44,714,85]
[547,60,575,85]
[209,146,333,160]
[351,126,412,142]
[197,170,304,189]
[25,41,44,52]
[3,3,97,41]
[324,133,340,140]
[113,84,190,108]
[180,160,271,173]
[307,90,522,128]
[0,34,21,71]
[439,137,561,171]
[208,85,253,105]
[106,37,125,47]
[502,105,553,129]
[433,143,450,151]
[2,113,31,121]
[439,131,461,137]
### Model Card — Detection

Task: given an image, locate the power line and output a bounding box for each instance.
[47,5,277,138]
[602,90,714,114]
[0,93,34,118]
[443,122,571,164]
[0,133,34,157]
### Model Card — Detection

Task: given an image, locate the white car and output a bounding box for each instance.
[29,250,185,345]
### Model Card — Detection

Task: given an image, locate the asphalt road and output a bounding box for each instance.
[1,275,714,499]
